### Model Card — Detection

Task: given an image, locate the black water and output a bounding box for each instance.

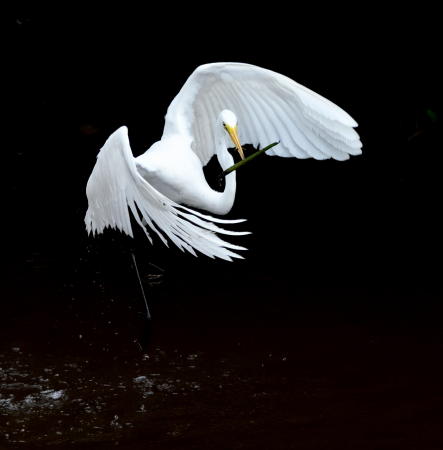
[2,251,443,449]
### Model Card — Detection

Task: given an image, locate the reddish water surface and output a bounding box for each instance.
[1,263,443,449]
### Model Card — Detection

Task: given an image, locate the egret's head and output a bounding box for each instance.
[220,110,245,160]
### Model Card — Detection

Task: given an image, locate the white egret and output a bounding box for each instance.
[85,63,362,260]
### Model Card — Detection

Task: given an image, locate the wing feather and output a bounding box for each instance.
[85,127,248,260]
[163,63,361,166]
[263,88,309,158]
[225,82,256,145]
[243,86,276,146]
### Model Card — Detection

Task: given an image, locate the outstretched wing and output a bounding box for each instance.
[163,62,362,166]
[85,127,248,261]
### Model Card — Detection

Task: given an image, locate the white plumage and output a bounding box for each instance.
[85,62,362,260]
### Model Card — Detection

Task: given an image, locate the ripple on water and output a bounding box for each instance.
[0,346,214,445]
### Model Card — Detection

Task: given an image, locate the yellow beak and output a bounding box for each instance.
[226,124,245,160]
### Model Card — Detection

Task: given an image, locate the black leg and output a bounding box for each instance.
[131,252,152,351]
[131,252,151,319]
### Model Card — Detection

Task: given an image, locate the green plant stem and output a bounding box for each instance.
[223,142,280,176]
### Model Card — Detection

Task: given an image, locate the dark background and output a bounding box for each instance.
[2,5,443,449]
[5,7,441,285]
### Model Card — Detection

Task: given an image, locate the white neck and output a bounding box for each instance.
[202,124,237,215]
